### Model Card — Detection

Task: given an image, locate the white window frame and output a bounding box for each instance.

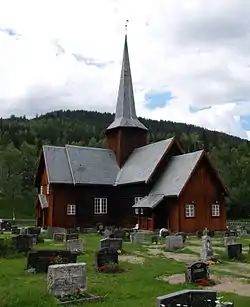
[40,185,43,194]
[94,198,107,215]
[134,197,143,204]
[46,184,50,195]
[67,204,76,216]
[185,204,195,218]
[211,204,220,217]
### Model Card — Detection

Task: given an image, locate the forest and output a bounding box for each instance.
[0,109,249,219]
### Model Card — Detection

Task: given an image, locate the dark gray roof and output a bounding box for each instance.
[106,35,147,131]
[115,138,174,185]
[132,194,164,209]
[43,145,119,185]
[43,146,73,184]
[65,145,119,185]
[151,150,203,196]
[38,194,48,209]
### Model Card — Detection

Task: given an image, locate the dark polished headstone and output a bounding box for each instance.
[27,250,77,273]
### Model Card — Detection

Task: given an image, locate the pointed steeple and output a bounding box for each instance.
[106,34,147,131]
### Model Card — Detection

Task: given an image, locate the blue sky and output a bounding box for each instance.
[145,91,173,109]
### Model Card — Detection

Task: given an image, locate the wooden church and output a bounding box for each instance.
[34,34,228,232]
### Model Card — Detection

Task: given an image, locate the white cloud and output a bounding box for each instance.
[1,0,250,139]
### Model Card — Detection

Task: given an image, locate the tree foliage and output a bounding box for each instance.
[0,109,248,218]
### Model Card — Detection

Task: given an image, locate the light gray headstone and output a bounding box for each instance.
[166,235,184,251]
[130,232,144,244]
[47,263,86,297]
[224,235,236,246]
[66,239,84,254]
[200,235,213,261]
[46,227,66,239]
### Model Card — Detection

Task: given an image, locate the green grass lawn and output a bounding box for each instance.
[1,234,250,307]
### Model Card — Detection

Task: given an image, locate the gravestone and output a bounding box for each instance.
[130,232,144,244]
[46,226,66,239]
[47,263,86,297]
[65,233,79,241]
[200,235,213,261]
[66,239,84,254]
[227,244,242,259]
[53,233,65,242]
[224,235,237,246]
[27,250,77,273]
[27,227,41,235]
[100,238,110,249]
[11,227,20,235]
[111,229,125,240]
[103,228,111,238]
[175,232,187,243]
[100,238,122,251]
[151,235,158,244]
[95,247,118,269]
[166,235,184,251]
[185,261,209,283]
[29,234,38,244]
[241,229,248,236]
[109,238,122,250]
[20,228,28,235]
[67,228,79,234]
[12,235,32,253]
[156,290,217,307]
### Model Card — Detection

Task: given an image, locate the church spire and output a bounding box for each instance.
[105,23,148,167]
[106,27,147,131]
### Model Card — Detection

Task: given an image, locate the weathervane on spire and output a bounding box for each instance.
[125,19,129,34]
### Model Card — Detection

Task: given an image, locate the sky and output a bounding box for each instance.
[1,0,250,139]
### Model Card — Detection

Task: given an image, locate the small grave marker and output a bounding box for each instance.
[65,233,79,241]
[227,244,242,259]
[46,226,66,239]
[130,232,144,244]
[27,227,41,235]
[66,239,84,254]
[95,247,118,270]
[53,233,65,242]
[185,261,209,283]
[11,227,20,235]
[166,235,183,251]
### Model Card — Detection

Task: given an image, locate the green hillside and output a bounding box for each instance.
[0,110,249,219]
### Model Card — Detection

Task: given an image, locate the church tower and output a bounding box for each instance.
[105,34,148,167]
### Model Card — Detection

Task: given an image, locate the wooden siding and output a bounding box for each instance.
[177,156,226,232]
[35,167,54,227]
[105,127,147,167]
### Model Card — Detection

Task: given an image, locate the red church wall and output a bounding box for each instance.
[178,156,226,233]
[106,127,147,167]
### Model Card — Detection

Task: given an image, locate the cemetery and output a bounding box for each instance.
[0,225,250,306]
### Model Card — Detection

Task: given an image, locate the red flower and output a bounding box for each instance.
[99,265,108,271]
[196,278,209,286]
[76,287,81,293]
